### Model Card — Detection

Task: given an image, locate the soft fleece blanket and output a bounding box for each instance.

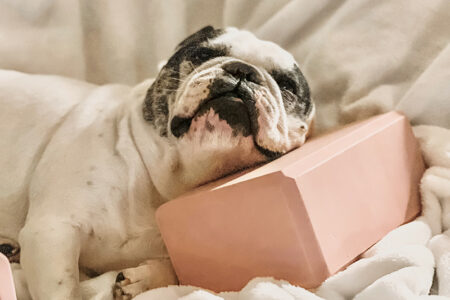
[1,0,449,299]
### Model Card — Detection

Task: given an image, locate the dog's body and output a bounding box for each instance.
[0,73,170,299]
[0,27,314,300]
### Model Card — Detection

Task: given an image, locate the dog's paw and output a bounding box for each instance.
[113,259,177,300]
[0,238,20,263]
[113,271,134,300]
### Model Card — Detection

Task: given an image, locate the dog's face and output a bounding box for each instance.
[143,26,314,188]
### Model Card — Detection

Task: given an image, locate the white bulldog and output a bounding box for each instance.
[0,26,314,300]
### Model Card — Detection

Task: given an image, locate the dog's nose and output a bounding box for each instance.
[222,62,262,84]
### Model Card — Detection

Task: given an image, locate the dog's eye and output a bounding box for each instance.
[277,78,297,94]
[271,72,298,94]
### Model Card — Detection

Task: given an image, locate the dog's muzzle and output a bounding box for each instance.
[170,61,262,138]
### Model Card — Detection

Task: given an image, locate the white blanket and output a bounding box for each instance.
[1,0,449,299]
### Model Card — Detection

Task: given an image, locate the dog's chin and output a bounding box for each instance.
[192,97,251,137]
[171,95,282,158]
[171,96,252,137]
[182,106,250,144]
[174,104,267,186]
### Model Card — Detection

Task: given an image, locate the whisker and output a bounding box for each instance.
[166,78,186,84]
[166,77,188,84]
[189,62,200,76]
[158,88,180,93]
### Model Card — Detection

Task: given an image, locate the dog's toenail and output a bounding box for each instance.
[116,272,125,282]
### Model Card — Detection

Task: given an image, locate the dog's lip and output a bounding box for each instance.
[194,93,244,115]
[170,93,246,138]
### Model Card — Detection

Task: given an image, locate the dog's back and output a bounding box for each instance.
[0,70,94,240]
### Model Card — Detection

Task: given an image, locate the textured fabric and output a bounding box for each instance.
[1,0,449,133]
[1,0,450,299]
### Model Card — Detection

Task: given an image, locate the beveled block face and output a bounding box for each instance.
[156,111,424,292]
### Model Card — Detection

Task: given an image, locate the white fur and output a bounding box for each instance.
[0,30,313,300]
[210,28,296,71]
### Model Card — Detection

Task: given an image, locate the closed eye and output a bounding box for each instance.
[277,79,296,94]
[271,72,298,94]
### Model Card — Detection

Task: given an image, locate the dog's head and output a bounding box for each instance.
[143,26,314,189]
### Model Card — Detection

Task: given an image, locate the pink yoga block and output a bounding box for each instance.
[0,253,16,300]
[156,111,425,292]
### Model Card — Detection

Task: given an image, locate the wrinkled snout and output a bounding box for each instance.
[170,60,264,139]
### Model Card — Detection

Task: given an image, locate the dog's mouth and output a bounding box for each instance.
[170,79,281,159]
[170,91,251,137]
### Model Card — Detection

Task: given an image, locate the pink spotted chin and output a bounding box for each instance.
[186,108,238,141]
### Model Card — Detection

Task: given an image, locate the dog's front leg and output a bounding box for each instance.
[19,222,82,300]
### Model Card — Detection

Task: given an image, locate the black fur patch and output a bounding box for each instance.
[270,65,312,118]
[176,26,224,50]
[196,97,252,137]
[165,46,228,72]
[143,26,228,136]
[170,115,192,138]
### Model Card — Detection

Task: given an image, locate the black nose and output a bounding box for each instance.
[222,61,262,84]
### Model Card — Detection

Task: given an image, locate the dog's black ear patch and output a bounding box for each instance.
[176,26,224,49]
[143,27,226,136]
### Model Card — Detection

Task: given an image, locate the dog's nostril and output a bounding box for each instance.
[170,116,192,138]
[222,62,262,84]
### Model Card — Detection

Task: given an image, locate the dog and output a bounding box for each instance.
[0,26,314,300]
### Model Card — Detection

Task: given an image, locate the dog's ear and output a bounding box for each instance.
[176,26,223,50]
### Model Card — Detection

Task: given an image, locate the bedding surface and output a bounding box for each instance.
[0,0,449,299]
